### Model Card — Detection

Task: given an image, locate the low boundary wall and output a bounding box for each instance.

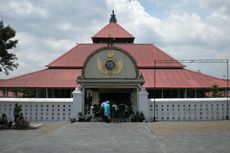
[0,98,229,122]
[0,98,73,122]
[149,98,229,121]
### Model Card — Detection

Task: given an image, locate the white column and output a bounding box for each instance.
[72,87,83,118]
[138,86,149,121]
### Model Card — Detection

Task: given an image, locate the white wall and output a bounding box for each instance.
[1,97,229,122]
[149,98,229,121]
[0,98,73,122]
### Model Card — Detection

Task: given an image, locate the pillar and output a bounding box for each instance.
[185,89,187,98]
[131,90,137,113]
[138,86,149,121]
[72,87,83,118]
[93,91,99,105]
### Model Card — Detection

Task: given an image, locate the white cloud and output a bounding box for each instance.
[56,22,75,32]
[0,32,75,79]
[106,0,230,78]
[45,38,75,51]
[0,0,229,79]
[0,0,48,17]
[157,12,223,47]
[16,32,37,47]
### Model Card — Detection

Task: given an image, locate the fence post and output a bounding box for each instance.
[138,86,149,121]
[72,87,83,118]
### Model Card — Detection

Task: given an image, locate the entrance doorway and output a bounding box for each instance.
[99,92,132,122]
[99,92,131,105]
[83,88,137,122]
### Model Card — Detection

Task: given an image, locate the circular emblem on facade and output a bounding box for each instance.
[97,51,123,76]
[105,60,115,70]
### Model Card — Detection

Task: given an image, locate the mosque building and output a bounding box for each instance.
[0,11,228,108]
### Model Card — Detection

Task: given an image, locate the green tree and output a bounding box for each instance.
[0,20,18,75]
[18,88,36,97]
[210,83,222,97]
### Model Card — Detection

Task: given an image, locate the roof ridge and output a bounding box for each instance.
[74,43,155,45]
[184,68,226,81]
[5,68,48,81]
[47,44,80,67]
[149,44,185,67]
[92,22,135,38]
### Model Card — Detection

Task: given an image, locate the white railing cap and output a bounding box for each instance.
[0,98,73,103]
[149,98,228,102]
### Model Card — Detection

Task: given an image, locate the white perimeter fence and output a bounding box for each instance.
[0,98,229,122]
[149,98,229,121]
[0,98,73,122]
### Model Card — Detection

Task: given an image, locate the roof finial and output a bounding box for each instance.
[109,10,117,23]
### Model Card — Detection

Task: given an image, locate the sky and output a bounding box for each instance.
[0,0,230,79]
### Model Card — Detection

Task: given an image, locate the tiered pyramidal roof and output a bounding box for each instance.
[0,11,227,89]
[92,10,134,43]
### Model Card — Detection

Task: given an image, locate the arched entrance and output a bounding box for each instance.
[76,46,144,120]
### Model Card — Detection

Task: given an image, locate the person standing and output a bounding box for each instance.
[119,103,126,122]
[103,101,111,123]
[112,103,119,122]
[13,103,21,123]
[101,101,107,122]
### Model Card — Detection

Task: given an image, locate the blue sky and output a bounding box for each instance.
[0,0,229,79]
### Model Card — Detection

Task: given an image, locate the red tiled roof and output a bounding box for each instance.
[141,69,228,89]
[47,43,184,68]
[92,22,134,39]
[0,68,227,89]
[1,15,227,91]
[0,69,81,88]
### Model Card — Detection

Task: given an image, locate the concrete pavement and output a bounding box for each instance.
[0,122,162,153]
[1,122,230,153]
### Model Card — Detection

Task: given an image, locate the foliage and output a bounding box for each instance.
[210,83,221,97]
[0,20,18,75]
[18,88,35,97]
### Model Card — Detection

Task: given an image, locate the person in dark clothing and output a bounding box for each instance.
[15,113,29,129]
[0,113,12,129]
[112,104,119,122]
[13,103,21,123]
[78,112,85,122]
[119,103,126,122]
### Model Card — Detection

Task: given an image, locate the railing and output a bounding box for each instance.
[149,98,229,121]
[0,98,73,122]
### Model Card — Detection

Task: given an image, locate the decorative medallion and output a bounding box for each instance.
[97,51,123,75]
[105,60,115,70]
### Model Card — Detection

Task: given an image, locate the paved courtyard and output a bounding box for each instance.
[0,121,230,153]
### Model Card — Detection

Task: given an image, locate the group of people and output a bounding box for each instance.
[0,103,29,130]
[100,101,133,123]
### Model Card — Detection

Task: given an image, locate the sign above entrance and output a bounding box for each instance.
[81,46,139,79]
[97,51,123,76]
